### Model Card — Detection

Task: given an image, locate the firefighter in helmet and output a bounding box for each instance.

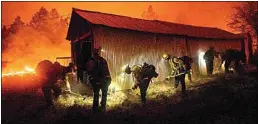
[86,45,111,113]
[203,46,216,75]
[163,54,187,94]
[220,49,246,74]
[36,60,74,107]
[36,60,61,107]
[125,62,158,104]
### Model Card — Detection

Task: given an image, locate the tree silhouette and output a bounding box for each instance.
[49,8,60,18]
[28,7,69,44]
[142,5,158,20]
[2,25,10,52]
[9,16,25,34]
[29,7,49,29]
[1,16,24,52]
[2,25,9,40]
[228,2,258,44]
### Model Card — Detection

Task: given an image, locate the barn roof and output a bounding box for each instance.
[66,8,244,41]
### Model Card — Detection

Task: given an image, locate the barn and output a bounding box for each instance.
[66,8,245,88]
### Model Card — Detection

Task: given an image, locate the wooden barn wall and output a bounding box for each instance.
[92,25,188,88]
[156,34,187,56]
[93,25,155,88]
[92,25,242,86]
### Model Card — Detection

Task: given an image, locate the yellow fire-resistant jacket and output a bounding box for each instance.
[168,58,185,75]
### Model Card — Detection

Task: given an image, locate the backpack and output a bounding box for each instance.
[141,62,158,78]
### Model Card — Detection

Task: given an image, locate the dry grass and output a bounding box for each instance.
[2,73,257,124]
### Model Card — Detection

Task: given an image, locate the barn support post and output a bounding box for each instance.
[70,41,73,63]
[185,37,190,56]
[246,33,253,64]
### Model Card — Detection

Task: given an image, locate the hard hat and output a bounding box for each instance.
[131,65,142,73]
[124,65,132,74]
[209,46,215,50]
[53,61,61,66]
[172,57,180,63]
[93,44,102,54]
[162,53,170,60]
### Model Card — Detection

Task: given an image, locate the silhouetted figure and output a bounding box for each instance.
[125,62,158,104]
[204,46,216,75]
[36,60,61,107]
[36,60,74,107]
[220,49,246,74]
[86,45,111,113]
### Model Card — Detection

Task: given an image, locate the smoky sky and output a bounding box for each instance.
[2,2,242,33]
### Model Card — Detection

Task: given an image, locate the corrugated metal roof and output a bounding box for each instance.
[72,8,244,40]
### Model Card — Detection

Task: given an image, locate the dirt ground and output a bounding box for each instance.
[1,73,258,124]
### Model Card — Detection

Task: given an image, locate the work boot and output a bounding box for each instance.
[181,91,188,97]
[100,106,106,113]
[92,106,99,115]
[141,96,146,105]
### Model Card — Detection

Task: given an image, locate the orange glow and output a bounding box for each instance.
[1,25,70,75]
[2,2,242,32]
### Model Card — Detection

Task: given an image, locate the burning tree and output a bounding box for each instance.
[9,16,25,34]
[2,25,10,52]
[2,16,25,53]
[29,7,70,44]
[2,7,70,75]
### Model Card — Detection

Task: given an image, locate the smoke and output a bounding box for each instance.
[2,25,70,73]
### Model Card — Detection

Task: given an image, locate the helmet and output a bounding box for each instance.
[53,61,63,72]
[131,65,142,73]
[53,61,61,67]
[172,57,180,63]
[162,53,170,60]
[209,46,215,50]
[93,44,102,54]
[124,65,132,74]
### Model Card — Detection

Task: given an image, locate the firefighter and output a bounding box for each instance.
[36,60,61,107]
[163,54,186,94]
[220,49,246,74]
[86,45,111,113]
[125,62,158,104]
[172,57,186,94]
[36,60,74,107]
[203,46,216,75]
[180,56,193,82]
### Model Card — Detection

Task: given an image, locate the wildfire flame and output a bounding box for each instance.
[2,65,35,77]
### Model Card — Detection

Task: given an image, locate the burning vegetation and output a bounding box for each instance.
[2,7,70,77]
